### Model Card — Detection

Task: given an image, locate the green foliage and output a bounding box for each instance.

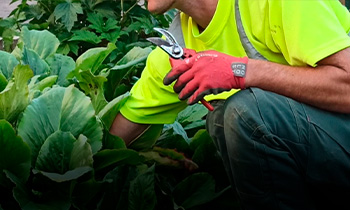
[0,65,33,123]
[0,1,238,209]
[0,0,176,60]
[128,165,157,210]
[54,0,84,32]
[0,51,19,80]
[0,120,31,185]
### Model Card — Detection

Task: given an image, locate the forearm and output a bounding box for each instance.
[246,50,350,113]
[109,113,150,145]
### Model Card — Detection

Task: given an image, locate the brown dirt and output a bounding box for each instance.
[0,0,20,18]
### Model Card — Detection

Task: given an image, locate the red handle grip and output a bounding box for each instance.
[200,99,214,111]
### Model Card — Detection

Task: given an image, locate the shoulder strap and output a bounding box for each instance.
[168,12,186,48]
[235,0,267,60]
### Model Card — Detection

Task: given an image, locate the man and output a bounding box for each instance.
[111,0,350,209]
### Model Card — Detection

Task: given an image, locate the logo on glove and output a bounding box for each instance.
[231,62,246,77]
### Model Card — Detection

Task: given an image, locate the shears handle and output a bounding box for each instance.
[169,49,214,111]
[169,48,196,66]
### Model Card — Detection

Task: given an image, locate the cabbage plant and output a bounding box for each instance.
[0,25,237,210]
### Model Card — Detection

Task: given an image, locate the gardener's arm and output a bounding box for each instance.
[246,47,350,113]
[110,112,149,145]
[166,48,350,113]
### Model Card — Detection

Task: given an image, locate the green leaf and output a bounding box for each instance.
[35,131,76,173]
[70,134,94,169]
[74,43,116,74]
[33,166,92,183]
[139,148,198,171]
[155,134,191,155]
[22,48,50,75]
[6,171,71,210]
[128,124,164,151]
[26,4,45,20]
[104,47,151,99]
[93,149,142,171]
[87,12,104,33]
[112,46,152,71]
[189,129,214,151]
[128,165,156,210]
[0,65,33,123]
[133,17,154,35]
[18,85,103,165]
[57,43,71,55]
[98,92,129,129]
[172,173,218,209]
[103,18,119,32]
[125,22,143,33]
[22,26,60,59]
[87,13,119,33]
[162,121,189,143]
[101,29,121,43]
[69,30,101,44]
[57,42,79,56]
[2,28,19,52]
[76,70,108,113]
[0,73,7,92]
[46,54,76,86]
[28,75,58,100]
[97,165,138,209]
[93,3,118,19]
[190,130,222,168]
[177,103,208,127]
[0,120,31,185]
[0,17,16,28]
[34,132,93,176]
[102,132,126,150]
[0,51,19,79]
[54,1,83,32]
[189,130,230,188]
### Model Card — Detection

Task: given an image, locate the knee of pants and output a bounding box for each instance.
[223,88,308,144]
[223,88,263,137]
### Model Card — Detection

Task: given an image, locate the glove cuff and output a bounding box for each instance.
[231,56,248,89]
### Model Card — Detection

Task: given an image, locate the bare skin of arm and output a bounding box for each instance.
[246,47,350,113]
[109,112,149,146]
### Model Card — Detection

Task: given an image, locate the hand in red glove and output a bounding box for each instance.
[163,50,248,105]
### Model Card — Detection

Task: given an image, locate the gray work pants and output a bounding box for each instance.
[206,88,350,210]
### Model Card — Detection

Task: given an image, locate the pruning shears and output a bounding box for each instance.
[147,28,214,111]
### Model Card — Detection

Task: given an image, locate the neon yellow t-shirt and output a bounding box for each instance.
[120,0,350,124]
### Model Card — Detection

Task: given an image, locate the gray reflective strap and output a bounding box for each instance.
[168,11,186,48]
[348,31,350,36]
[235,0,267,60]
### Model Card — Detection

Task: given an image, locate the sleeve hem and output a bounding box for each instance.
[120,106,177,125]
[306,37,350,67]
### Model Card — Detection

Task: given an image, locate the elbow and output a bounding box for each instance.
[339,97,350,114]
[332,86,350,113]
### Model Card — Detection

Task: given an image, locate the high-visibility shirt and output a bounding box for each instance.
[120,0,350,124]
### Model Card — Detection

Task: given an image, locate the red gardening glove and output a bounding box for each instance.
[164,50,248,105]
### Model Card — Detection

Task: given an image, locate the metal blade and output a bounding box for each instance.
[153,28,178,45]
[146,37,183,59]
[146,37,172,48]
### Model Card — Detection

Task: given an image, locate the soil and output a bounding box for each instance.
[0,0,19,18]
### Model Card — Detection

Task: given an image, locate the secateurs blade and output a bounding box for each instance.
[146,27,184,59]
[146,28,214,111]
